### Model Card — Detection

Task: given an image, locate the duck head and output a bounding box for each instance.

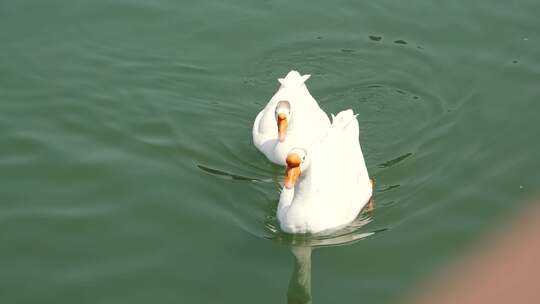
[275,100,291,142]
[273,71,312,143]
[284,148,309,189]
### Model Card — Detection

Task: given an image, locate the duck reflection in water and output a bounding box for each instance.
[283,216,376,304]
[288,245,312,304]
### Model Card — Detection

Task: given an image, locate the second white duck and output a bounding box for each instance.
[252,70,330,165]
[277,109,372,234]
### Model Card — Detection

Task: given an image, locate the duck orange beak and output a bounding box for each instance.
[284,166,300,189]
[284,153,301,189]
[277,113,288,142]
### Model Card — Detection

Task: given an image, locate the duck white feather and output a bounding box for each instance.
[252,70,330,165]
[277,109,372,234]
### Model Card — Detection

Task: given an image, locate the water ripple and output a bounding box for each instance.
[196,164,273,183]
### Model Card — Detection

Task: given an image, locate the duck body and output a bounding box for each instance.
[277,110,372,234]
[252,70,330,165]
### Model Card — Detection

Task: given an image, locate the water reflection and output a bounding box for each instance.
[288,246,312,304]
[273,216,382,304]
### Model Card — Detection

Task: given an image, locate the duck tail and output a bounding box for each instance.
[278,70,311,88]
[331,109,358,130]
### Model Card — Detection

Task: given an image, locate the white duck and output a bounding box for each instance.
[277,109,373,234]
[252,70,330,165]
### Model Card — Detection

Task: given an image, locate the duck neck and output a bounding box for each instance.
[293,167,316,204]
[287,114,298,133]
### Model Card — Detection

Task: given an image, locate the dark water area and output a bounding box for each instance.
[1,1,540,303]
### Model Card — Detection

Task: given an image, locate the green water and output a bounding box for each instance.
[2,1,540,303]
